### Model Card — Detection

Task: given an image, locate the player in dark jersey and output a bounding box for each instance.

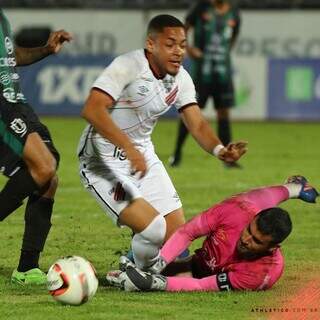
[0,9,72,285]
[169,0,241,168]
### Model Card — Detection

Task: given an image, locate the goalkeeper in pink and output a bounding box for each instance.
[107,176,318,292]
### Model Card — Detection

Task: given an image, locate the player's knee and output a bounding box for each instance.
[37,165,55,185]
[141,214,166,246]
[35,157,57,185]
[47,174,59,194]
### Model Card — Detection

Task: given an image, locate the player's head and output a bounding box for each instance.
[237,208,292,259]
[145,14,186,77]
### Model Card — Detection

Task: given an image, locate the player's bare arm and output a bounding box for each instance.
[180,105,247,162]
[81,89,147,176]
[15,30,72,66]
[180,104,221,150]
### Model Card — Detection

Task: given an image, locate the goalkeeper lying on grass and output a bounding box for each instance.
[106,176,318,292]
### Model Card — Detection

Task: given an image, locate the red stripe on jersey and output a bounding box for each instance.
[165,86,178,105]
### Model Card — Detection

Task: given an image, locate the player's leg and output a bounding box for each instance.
[22,132,56,186]
[139,161,189,258]
[164,208,185,241]
[213,79,240,168]
[169,82,209,167]
[11,118,60,285]
[119,199,166,269]
[79,162,167,270]
[216,107,231,146]
[0,102,56,222]
[12,174,58,285]
[213,79,234,146]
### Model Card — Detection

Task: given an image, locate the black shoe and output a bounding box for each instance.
[224,162,242,169]
[168,154,181,167]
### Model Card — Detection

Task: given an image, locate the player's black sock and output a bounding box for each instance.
[172,120,189,162]
[18,195,54,271]
[218,118,231,146]
[17,250,40,272]
[0,168,40,221]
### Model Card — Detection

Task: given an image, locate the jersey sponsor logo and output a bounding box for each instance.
[113,146,127,161]
[0,71,10,85]
[10,118,27,137]
[11,73,20,81]
[4,37,14,55]
[0,57,16,67]
[216,272,233,291]
[3,88,25,103]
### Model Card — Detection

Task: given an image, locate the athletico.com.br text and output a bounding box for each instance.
[251,307,318,313]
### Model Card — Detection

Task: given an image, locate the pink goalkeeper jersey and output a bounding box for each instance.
[160,186,289,291]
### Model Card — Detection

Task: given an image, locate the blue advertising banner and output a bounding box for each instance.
[18,55,112,116]
[268,59,320,120]
[18,54,178,117]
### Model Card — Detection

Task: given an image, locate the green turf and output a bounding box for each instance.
[0,119,319,319]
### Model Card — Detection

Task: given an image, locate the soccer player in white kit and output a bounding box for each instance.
[77,15,247,270]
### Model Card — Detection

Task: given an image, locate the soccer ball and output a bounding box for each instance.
[47,256,98,306]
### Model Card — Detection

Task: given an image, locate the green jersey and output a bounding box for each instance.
[186,1,240,84]
[0,9,26,103]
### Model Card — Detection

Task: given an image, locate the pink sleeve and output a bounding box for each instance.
[161,207,219,264]
[166,275,220,292]
[237,186,289,211]
[166,271,234,292]
[166,268,279,292]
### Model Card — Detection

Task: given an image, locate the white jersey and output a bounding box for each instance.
[78,49,197,157]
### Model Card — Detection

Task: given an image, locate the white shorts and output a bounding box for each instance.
[79,154,182,226]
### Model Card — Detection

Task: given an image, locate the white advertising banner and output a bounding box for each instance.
[4,9,320,119]
[7,9,320,58]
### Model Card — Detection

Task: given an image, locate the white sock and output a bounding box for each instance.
[284,183,302,198]
[131,215,166,270]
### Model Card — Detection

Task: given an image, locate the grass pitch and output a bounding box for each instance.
[0,119,319,320]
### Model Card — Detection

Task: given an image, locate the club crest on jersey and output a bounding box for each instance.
[162,77,175,93]
[10,118,27,137]
[165,86,178,106]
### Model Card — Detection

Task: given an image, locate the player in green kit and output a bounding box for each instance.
[170,0,241,168]
[0,9,72,285]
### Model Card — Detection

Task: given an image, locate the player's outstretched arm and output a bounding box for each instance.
[180,105,247,163]
[15,30,72,66]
